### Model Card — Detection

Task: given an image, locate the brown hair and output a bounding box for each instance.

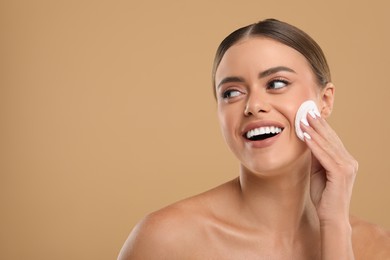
[212,19,331,97]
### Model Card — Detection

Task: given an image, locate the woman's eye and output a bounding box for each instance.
[267,79,289,90]
[222,89,242,99]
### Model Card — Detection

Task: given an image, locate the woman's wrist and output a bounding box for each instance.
[320,220,354,260]
[319,214,351,229]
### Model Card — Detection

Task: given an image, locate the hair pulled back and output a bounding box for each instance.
[212,19,331,97]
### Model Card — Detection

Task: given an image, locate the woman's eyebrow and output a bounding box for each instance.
[217,66,295,89]
[259,66,296,78]
[217,76,245,89]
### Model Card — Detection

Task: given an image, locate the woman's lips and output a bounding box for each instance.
[242,121,285,148]
[245,126,283,140]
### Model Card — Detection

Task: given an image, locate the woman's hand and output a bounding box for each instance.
[301,111,358,259]
[301,110,358,223]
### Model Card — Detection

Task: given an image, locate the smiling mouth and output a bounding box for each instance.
[244,126,283,141]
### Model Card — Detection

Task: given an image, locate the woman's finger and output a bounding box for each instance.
[302,114,348,160]
[300,115,355,175]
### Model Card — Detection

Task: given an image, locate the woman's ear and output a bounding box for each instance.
[320,83,335,118]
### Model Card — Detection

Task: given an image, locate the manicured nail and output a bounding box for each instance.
[301,118,309,126]
[314,110,321,117]
[303,132,311,140]
[308,110,317,119]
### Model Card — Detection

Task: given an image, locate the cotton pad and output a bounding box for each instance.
[295,100,320,141]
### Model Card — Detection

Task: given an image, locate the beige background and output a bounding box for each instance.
[1,0,389,259]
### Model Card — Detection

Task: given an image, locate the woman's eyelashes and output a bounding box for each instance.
[267,78,290,90]
[221,88,244,100]
[220,78,290,100]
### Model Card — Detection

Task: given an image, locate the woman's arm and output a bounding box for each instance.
[301,108,357,259]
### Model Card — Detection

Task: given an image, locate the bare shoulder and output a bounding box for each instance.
[351,215,390,259]
[118,203,199,259]
[118,180,237,260]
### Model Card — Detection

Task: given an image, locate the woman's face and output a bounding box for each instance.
[215,37,324,174]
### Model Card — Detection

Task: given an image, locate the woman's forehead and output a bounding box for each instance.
[215,37,312,80]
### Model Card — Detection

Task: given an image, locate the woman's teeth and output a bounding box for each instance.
[246,126,283,140]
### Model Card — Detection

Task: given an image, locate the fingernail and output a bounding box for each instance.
[308,110,317,119]
[301,118,309,126]
[314,110,321,117]
[303,132,311,140]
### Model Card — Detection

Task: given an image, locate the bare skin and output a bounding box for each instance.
[118,37,390,259]
[118,180,390,259]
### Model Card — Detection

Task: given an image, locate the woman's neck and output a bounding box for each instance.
[236,156,319,242]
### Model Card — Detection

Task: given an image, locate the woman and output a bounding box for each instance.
[119,19,390,259]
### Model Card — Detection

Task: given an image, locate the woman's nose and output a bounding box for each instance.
[244,92,270,116]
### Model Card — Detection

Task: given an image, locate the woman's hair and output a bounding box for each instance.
[212,18,331,97]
